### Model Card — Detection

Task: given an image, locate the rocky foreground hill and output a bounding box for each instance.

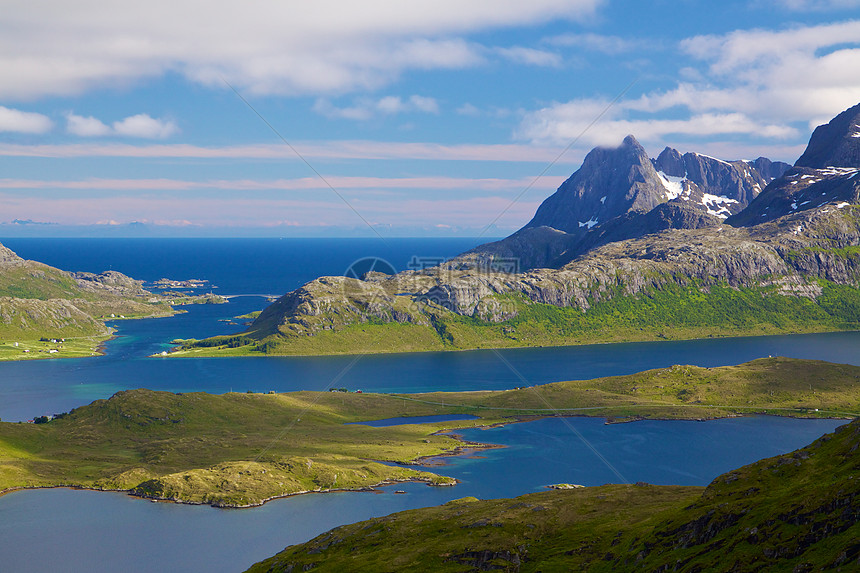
[183,103,860,357]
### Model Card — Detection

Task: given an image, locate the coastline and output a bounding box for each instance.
[0,409,853,508]
[164,324,858,359]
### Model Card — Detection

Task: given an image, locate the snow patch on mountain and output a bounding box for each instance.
[656,171,686,200]
[701,194,738,218]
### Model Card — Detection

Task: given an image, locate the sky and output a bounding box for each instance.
[1,0,860,237]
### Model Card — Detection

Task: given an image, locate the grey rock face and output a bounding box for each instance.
[457,137,783,271]
[523,135,666,235]
[750,157,792,183]
[72,271,149,297]
[0,243,23,266]
[652,149,771,216]
[795,102,860,169]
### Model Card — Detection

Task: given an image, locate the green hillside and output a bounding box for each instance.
[174,280,860,357]
[0,242,176,359]
[1,358,858,508]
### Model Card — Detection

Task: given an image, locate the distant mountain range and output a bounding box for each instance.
[185,103,860,356]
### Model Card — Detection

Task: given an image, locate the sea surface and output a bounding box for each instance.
[0,238,858,572]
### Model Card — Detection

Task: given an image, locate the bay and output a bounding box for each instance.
[0,416,843,573]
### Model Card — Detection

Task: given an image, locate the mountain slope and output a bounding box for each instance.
[795,101,860,169]
[182,103,860,357]
[0,242,175,355]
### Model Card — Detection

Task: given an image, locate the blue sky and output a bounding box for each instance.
[1,0,859,237]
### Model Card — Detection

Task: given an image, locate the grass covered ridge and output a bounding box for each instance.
[1,358,858,507]
[175,280,860,357]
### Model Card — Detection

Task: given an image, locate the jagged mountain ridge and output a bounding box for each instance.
[457,135,789,270]
[729,103,860,227]
[196,103,860,355]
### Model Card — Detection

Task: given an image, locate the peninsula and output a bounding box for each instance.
[0,242,223,361]
[0,357,857,508]
[248,415,860,572]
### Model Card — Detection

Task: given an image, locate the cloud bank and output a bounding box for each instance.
[1,0,601,99]
[518,20,860,149]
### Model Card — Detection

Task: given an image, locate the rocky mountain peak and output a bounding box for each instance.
[729,102,860,227]
[654,147,685,178]
[522,134,665,235]
[0,242,24,266]
[795,102,860,169]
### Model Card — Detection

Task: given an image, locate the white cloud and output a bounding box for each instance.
[314,95,440,120]
[65,113,111,136]
[495,46,562,67]
[0,0,602,99]
[769,0,860,10]
[112,114,178,138]
[519,100,797,147]
[0,139,582,164]
[545,33,648,54]
[65,112,178,138]
[0,106,53,133]
[518,20,860,153]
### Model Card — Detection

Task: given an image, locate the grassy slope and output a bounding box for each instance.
[174,280,860,357]
[246,420,860,573]
[0,251,178,360]
[403,356,860,421]
[0,389,474,507]
[1,358,858,507]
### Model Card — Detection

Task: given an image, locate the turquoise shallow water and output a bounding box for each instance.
[0,238,857,572]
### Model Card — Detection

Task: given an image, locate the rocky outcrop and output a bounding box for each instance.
[72,271,149,297]
[0,244,23,265]
[795,101,860,169]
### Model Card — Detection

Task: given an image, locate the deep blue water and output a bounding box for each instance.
[0,416,843,573]
[0,238,857,572]
[0,237,487,296]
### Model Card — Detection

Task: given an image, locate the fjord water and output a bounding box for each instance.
[0,416,845,573]
[0,238,857,572]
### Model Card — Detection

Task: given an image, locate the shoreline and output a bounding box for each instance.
[0,410,853,508]
[164,325,860,359]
